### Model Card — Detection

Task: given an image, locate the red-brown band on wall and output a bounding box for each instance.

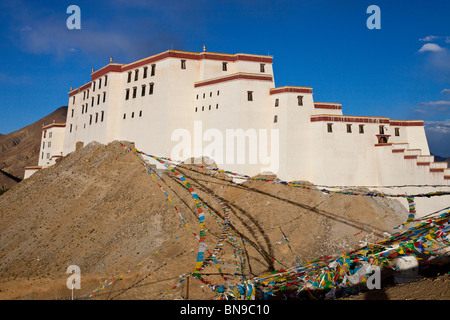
[121,51,273,73]
[194,74,273,88]
[389,120,424,126]
[314,104,342,110]
[311,116,390,124]
[69,82,92,97]
[270,87,313,95]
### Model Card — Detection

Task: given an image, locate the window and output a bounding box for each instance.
[222,62,227,71]
[195,107,198,112]
[123,113,126,119]
[43,130,47,138]
[139,110,142,117]
[104,75,108,86]
[103,92,106,103]
[99,78,102,89]
[101,111,104,122]
[274,115,278,123]
[97,94,100,105]
[203,93,205,99]
[379,125,385,134]
[216,104,219,109]
[327,123,333,133]
[43,142,45,149]
[143,67,148,79]
[151,64,156,76]
[134,69,139,81]
[86,90,89,99]
[125,89,130,100]
[260,64,265,73]
[127,72,132,83]
[149,83,154,95]
[181,60,186,69]
[275,99,279,107]
[395,127,400,136]
[71,109,74,118]
[297,96,303,106]
[41,152,44,159]
[359,124,364,134]
[70,124,73,133]
[209,105,211,110]
[217,90,220,96]
[347,124,352,133]
[49,132,52,138]
[89,115,93,125]
[95,113,98,123]
[91,97,94,107]
[210,92,212,97]
[202,106,204,111]
[83,91,86,100]
[196,94,199,100]
[141,85,146,97]
[131,112,135,118]
[47,153,50,159]
[93,81,96,92]
[72,96,76,105]
[247,91,253,101]
[132,87,137,99]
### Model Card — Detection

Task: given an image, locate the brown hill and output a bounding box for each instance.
[0,141,414,300]
[0,106,67,189]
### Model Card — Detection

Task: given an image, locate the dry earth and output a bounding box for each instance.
[0,141,447,300]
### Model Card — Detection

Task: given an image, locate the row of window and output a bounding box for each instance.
[41,152,51,160]
[43,131,52,139]
[326,124,401,136]
[197,91,220,99]
[274,96,304,107]
[75,92,107,116]
[68,111,105,133]
[42,141,51,149]
[123,111,143,119]
[125,83,154,100]
[128,65,156,83]
[72,75,109,105]
[196,104,219,112]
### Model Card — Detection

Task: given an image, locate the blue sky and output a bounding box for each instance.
[0,0,449,156]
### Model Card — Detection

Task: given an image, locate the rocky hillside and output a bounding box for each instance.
[0,141,411,300]
[0,106,67,189]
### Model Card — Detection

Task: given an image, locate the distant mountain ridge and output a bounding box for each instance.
[0,106,67,189]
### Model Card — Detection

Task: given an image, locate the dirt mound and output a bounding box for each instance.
[0,141,413,300]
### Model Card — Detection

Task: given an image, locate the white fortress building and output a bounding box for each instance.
[25,48,450,196]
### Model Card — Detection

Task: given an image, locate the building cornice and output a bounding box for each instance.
[270,86,313,95]
[194,73,273,88]
[42,123,66,130]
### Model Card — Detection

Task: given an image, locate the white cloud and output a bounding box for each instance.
[424,120,450,134]
[415,101,450,116]
[419,100,450,106]
[424,120,450,157]
[441,89,450,94]
[418,43,444,53]
[419,35,439,42]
